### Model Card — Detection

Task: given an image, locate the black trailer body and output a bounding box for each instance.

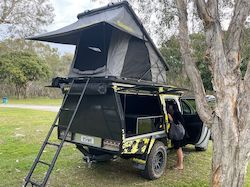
[58,82,123,152]
[57,79,167,157]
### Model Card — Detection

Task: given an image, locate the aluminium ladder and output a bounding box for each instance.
[23,78,90,187]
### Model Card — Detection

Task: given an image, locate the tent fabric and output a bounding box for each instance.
[28,1,168,84]
[28,4,144,44]
[106,30,130,77]
[146,43,166,83]
[121,37,152,80]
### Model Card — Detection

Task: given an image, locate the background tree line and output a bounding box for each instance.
[1,31,250,98]
[161,30,250,91]
[0,0,73,98]
[0,39,73,98]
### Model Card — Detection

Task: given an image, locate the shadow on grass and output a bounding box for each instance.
[49,146,210,187]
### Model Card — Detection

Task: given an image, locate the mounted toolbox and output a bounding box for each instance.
[24,1,176,186]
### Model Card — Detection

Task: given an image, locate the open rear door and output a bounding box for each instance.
[180,98,203,144]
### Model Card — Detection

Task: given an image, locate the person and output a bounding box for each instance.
[167,101,185,170]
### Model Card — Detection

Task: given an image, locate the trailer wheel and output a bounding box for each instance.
[143,141,167,180]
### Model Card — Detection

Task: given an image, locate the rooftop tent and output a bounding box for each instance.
[28,1,168,83]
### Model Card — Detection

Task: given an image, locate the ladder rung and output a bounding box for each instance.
[60,108,75,111]
[38,160,51,166]
[68,92,81,95]
[29,180,41,187]
[54,124,66,128]
[46,142,60,147]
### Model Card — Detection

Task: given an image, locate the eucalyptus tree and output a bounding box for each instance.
[176,1,250,186]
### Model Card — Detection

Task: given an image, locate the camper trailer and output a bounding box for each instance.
[24,2,210,186]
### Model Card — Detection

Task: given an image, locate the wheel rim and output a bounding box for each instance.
[153,149,164,175]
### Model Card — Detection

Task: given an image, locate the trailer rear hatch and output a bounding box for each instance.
[58,82,123,152]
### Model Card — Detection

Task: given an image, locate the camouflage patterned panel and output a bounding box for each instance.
[122,138,151,154]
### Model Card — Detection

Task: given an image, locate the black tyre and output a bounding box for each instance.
[143,141,167,180]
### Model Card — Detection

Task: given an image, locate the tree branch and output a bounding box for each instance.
[227,0,250,54]
[195,0,214,26]
[0,0,18,24]
[195,0,228,98]
[0,18,11,24]
[176,0,214,126]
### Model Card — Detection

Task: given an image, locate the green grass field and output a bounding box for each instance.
[0,107,249,187]
[7,97,63,106]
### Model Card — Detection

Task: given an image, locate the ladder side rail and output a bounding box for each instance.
[24,79,75,186]
[41,78,90,186]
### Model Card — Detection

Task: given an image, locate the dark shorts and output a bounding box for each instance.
[172,139,186,150]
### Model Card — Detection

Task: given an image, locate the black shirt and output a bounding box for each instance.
[172,111,185,125]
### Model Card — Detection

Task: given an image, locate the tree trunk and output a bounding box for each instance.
[211,106,249,187]
[176,1,250,186]
[15,85,21,99]
[23,85,28,99]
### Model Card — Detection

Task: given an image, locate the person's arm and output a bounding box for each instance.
[168,113,174,122]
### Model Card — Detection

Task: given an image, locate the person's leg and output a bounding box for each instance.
[176,147,184,169]
[173,140,184,170]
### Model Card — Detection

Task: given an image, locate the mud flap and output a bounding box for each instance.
[132,138,156,170]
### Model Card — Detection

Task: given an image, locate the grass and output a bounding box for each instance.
[6,97,63,106]
[0,108,249,187]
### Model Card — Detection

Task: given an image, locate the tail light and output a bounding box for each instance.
[103,139,120,151]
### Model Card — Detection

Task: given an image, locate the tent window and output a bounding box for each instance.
[121,37,152,80]
[73,24,112,72]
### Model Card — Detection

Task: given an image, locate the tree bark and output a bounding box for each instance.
[176,0,214,126]
[15,85,21,99]
[176,0,250,186]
